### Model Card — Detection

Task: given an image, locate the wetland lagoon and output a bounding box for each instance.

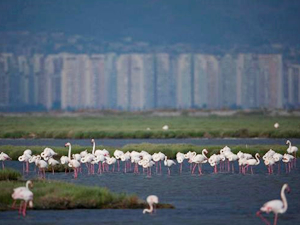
[1,114,300,224]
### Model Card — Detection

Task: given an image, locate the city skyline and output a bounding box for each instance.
[1,51,298,111]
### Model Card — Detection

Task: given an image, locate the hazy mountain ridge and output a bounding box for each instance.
[1,0,300,47]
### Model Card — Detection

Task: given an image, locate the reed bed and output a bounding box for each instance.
[0,115,299,138]
[0,169,21,181]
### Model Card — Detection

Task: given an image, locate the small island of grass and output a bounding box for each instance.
[0,169,174,211]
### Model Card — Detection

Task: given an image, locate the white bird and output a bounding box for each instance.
[48,158,60,174]
[11,180,34,217]
[36,158,48,179]
[18,152,32,173]
[0,152,12,169]
[282,153,294,173]
[244,153,260,174]
[274,123,279,129]
[162,125,169,130]
[286,140,298,167]
[164,156,176,176]
[256,183,290,225]
[143,195,159,214]
[41,147,57,160]
[65,142,81,179]
[176,152,185,174]
[191,149,208,175]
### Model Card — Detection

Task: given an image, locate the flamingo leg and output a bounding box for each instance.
[192,164,197,174]
[18,201,24,215]
[2,161,4,169]
[273,213,278,225]
[22,201,27,216]
[159,161,162,174]
[198,164,202,175]
[256,211,271,225]
[98,162,102,174]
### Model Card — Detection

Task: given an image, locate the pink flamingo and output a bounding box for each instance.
[65,142,81,179]
[0,152,12,169]
[11,180,34,216]
[256,183,290,225]
[164,156,176,176]
[143,195,159,214]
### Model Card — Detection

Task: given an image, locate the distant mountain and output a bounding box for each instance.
[1,0,300,47]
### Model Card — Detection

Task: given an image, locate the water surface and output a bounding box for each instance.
[1,160,300,225]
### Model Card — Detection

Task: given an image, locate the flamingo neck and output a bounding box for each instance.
[255,154,260,165]
[92,141,95,155]
[202,150,207,158]
[68,144,72,160]
[143,203,153,214]
[280,186,288,213]
[26,181,30,189]
[287,141,291,148]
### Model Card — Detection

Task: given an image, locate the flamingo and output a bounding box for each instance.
[190,149,208,175]
[65,142,81,179]
[35,157,48,179]
[244,153,260,174]
[164,156,176,176]
[106,156,117,172]
[48,158,60,174]
[282,154,294,173]
[18,150,32,173]
[286,140,298,167]
[274,123,279,129]
[176,152,185,174]
[143,195,159,214]
[162,125,169,130]
[142,160,155,177]
[256,183,290,225]
[11,180,34,216]
[0,152,12,169]
[114,149,124,171]
[41,147,57,161]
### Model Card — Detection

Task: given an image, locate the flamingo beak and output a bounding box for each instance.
[287,187,291,193]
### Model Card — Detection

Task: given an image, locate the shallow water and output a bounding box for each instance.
[1,138,300,147]
[1,160,300,225]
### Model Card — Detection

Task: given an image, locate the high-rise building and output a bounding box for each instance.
[0,52,295,111]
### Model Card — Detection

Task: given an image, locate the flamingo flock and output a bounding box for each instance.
[0,140,298,179]
[1,139,297,222]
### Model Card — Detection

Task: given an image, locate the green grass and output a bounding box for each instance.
[0,115,299,138]
[0,169,21,181]
[0,180,174,211]
[0,144,298,161]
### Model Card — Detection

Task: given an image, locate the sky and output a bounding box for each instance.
[1,0,300,46]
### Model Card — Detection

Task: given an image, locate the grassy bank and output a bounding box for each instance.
[0,168,22,181]
[0,179,174,211]
[0,115,299,138]
[1,143,298,161]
